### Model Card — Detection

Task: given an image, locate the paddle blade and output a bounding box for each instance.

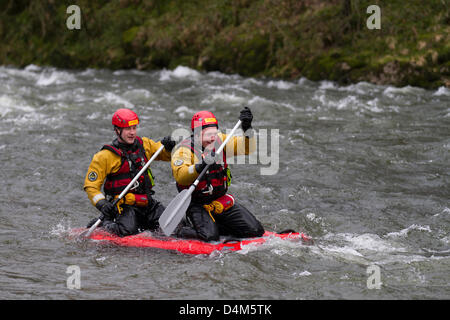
[159,189,192,236]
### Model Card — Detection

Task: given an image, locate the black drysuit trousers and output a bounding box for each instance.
[176,201,265,242]
[99,201,164,237]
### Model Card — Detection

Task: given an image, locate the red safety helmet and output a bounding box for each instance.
[191,110,218,131]
[112,108,139,128]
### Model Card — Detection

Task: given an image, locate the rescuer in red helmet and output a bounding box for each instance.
[170,107,264,241]
[83,108,176,236]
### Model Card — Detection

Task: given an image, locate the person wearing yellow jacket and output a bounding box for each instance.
[171,108,264,241]
[84,108,175,236]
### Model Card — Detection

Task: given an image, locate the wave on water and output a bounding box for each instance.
[267,80,295,90]
[0,64,41,82]
[122,88,152,100]
[383,85,426,95]
[433,86,450,96]
[209,92,247,104]
[236,233,310,256]
[335,81,380,95]
[310,220,449,266]
[93,91,134,109]
[159,65,202,81]
[385,224,432,239]
[174,105,196,118]
[0,95,35,117]
[49,221,74,238]
[36,70,77,86]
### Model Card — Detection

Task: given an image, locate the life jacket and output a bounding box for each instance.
[102,137,155,203]
[176,135,232,204]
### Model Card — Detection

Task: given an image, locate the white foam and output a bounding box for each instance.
[87,112,102,120]
[207,71,241,80]
[0,66,40,82]
[382,85,425,98]
[24,64,42,72]
[174,105,193,113]
[314,94,362,111]
[295,270,312,277]
[112,70,129,76]
[45,89,83,102]
[319,80,337,90]
[243,78,264,86]
[174,105,195,118]
[298,77,314,86]
[5,112,65,127]
[78,68,97,77]
[208,83,250,94]
[432,207,450,217]
[237,242,262,255]
[159,66,201,81]
[306,212,327,227]
[440,235,449,244]
[433,86,450,96]
[0,95,35,117]
[323,244,364,257]
[385,224,432,238]
[312,91,396,114]
[338,81,379,95]
[50,222,72,237]
[350,233,404,252]
[366,98,384,113]
[202,92,246,105]
[36,70,77,86]
[248,95,272,106]
[93,92,134,109]
[280,103,296,111]
[173,66,201,78]
[338,95,360,110]
[318,232,409,263]
[122,89,152,100]
[267,80,294,90]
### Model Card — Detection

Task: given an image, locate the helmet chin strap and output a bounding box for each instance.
[114,127,127,144]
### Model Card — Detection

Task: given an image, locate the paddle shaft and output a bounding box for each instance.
[84,144,165,238]
[160,120,241,233]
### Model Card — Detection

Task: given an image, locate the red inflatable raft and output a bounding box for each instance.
[71,228,311,255]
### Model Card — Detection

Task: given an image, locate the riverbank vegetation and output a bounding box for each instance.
[0,0,448,88]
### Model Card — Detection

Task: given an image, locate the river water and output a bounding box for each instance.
[0,65,448,300]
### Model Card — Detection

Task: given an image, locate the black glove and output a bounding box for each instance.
[195,151,215,173]
[95,199,116,220]
[239,107,253,132]
[161,135,176,152]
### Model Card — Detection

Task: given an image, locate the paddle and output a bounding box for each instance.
[159,120,242,236]
[84,144,165,238]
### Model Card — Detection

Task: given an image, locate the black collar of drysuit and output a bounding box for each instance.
[112,138,139,153]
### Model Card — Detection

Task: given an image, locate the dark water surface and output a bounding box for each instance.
[0,65,449,299]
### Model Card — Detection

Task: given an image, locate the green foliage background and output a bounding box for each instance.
[0,0,449,88]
